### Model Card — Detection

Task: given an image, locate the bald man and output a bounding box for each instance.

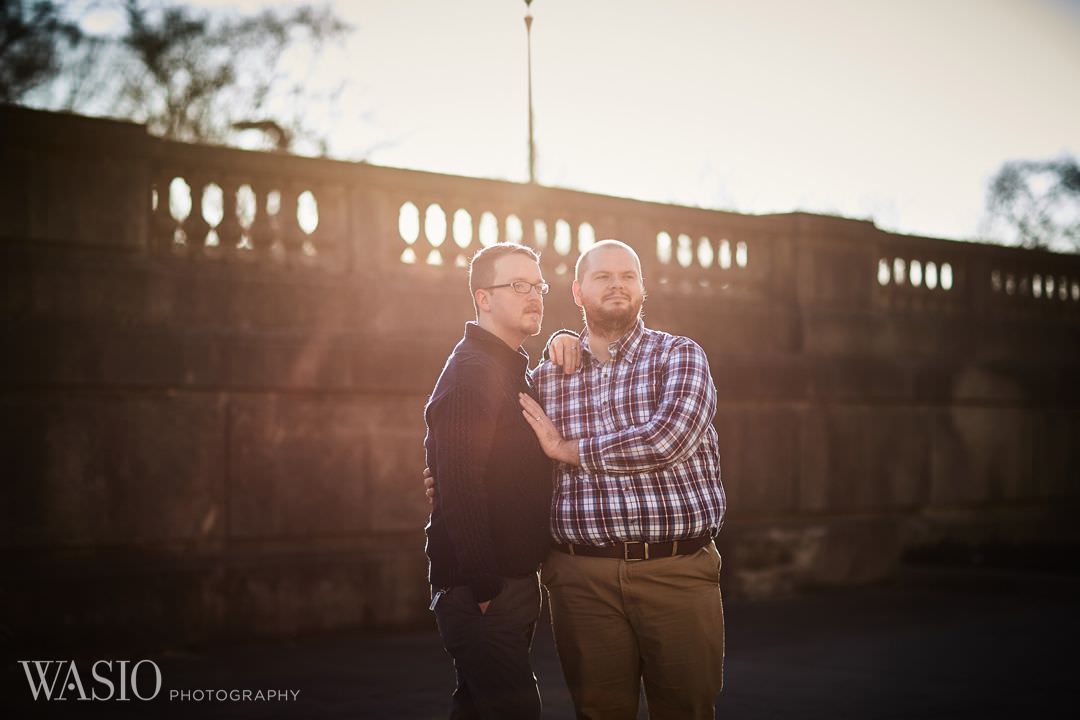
[517,239,727,720]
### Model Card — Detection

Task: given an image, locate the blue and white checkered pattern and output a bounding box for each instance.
[533,320,727,546]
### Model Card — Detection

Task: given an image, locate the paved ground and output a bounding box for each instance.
[8,565,1078,719]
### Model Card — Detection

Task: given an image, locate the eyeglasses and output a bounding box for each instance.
[484,281,550,295]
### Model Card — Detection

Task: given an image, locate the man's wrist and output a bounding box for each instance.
[557,439,581,466]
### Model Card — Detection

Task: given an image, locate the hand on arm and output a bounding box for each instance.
[518,392,581,466]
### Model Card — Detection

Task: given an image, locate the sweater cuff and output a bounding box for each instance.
[467,574,504,604]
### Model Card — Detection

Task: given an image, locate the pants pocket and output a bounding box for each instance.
[540,552,561,588]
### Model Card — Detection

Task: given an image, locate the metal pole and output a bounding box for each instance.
[525,1,536,184]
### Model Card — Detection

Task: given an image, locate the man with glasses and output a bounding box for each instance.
[424,242,554,719]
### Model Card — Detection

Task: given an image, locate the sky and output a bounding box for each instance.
[65,0,1080,244]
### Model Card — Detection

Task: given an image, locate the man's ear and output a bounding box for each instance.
[571,280,583,309]
[475,288,491,314]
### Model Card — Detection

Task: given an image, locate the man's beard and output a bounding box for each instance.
[582,296,643,338]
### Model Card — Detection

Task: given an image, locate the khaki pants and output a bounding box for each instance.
[541,543,725,720]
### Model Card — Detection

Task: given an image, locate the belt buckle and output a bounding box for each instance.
[624,541,648,561]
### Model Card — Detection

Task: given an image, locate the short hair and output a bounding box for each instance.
[574,239,643,282]
[468,242,541,312]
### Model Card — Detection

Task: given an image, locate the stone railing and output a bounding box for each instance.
[147,138,777,304]
[146,128,1080,326]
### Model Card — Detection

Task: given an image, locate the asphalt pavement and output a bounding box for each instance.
[7,565,1078,719]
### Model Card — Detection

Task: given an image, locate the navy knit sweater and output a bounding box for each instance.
[424,322,554,602]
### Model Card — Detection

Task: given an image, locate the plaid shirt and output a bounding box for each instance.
[532,319,726,546]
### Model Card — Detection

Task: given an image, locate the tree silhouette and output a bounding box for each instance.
[8,0,350,153]
[114,0,348,149]
[984,156,1080,252]
[0,0,80,103]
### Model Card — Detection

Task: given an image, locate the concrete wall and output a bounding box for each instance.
[2,106,1078,644]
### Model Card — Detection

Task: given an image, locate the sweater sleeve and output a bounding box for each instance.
[430,379,504,602]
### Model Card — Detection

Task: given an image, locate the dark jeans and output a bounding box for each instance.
[432,573,542,720]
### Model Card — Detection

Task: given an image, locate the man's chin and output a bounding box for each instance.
[585,311,638,337]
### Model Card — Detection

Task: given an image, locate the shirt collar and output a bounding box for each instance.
[580,318,645,365]
[463,321,531,375]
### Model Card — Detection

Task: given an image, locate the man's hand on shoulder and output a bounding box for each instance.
[548,332,583,374]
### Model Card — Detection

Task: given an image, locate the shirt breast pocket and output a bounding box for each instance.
[627,382,660,426]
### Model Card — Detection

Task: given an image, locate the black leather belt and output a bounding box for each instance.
[554,535,713,561]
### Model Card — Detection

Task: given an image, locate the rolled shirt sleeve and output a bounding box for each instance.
[578,338,717,475]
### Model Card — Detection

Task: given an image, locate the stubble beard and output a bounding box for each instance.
[522,307,543,337]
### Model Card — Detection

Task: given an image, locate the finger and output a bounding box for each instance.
[518,392,541,414]
[564,346,578,374]
[552,341,563,367]
[521,408,544,429]
[531,404,551,424]
[520,395,551,425]
[423,466,432,479]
